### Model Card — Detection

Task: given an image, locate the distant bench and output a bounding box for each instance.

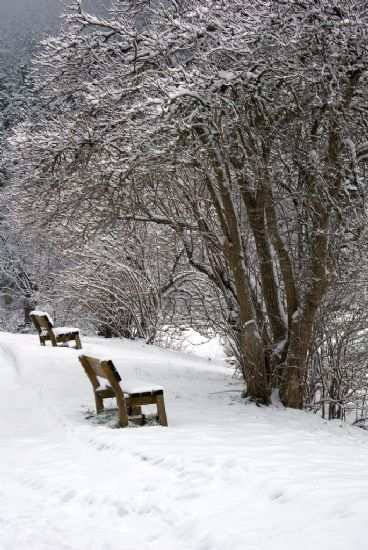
[30,310,82,349]
[79,354,168,427]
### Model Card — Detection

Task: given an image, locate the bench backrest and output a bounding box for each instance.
[30,311,54,334]
[79,354,130,426]
[79,354,122,390]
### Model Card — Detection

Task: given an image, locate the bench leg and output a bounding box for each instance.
[156,395,168,426]
[75,334,82,349]
[94,392,104,414]
[116,396,129,427]
[50,334,58,347]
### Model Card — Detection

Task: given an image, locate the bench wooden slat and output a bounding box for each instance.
[95,388,115,399]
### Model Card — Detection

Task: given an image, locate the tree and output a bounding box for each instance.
[305,250,368,423]
[57,223,209,342]
[5,0,368,407]
[0,220,58,329]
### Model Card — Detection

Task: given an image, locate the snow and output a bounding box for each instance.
[40,327,80,337]
[272,338,288,360]
[162,327,228,361]
[120,381,164,395]
[218,70,235,82]
[168,88,207,105]
[51,326,80,336]
[1,331,368,550]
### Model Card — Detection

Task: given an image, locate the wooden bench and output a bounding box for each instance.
[78,354,168,427]
[30,310,82,349]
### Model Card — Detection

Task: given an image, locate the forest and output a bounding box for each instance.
[1,0,368,419]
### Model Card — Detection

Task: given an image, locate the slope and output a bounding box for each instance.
[0,332,367,550]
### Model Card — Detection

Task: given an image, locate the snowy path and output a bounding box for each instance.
[0,333,368,550]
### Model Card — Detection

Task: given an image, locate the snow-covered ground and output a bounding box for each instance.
[1,332,367,550]
[157,326,229,361]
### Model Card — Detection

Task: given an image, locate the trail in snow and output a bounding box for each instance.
[0,333,368,550]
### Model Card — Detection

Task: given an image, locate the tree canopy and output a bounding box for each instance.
[4,0,368,408]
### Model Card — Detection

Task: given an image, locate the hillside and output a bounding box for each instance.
[0,332,367,550]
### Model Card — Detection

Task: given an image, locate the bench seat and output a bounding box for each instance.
[40,327,80,337]
[97,380,163,397]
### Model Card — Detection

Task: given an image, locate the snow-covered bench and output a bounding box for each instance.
[30,310,82,349]
[78,354,168,427]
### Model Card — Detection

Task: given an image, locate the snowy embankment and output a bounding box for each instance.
[0,333,367,550]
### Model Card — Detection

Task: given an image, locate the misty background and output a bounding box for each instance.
[0,0,64,80]
[0,0,106,179]
[0,0,106,80]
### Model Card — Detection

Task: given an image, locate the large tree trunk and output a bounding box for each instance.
[280,314,314,409]
[239,324,271,405]
[280,365,304,409]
